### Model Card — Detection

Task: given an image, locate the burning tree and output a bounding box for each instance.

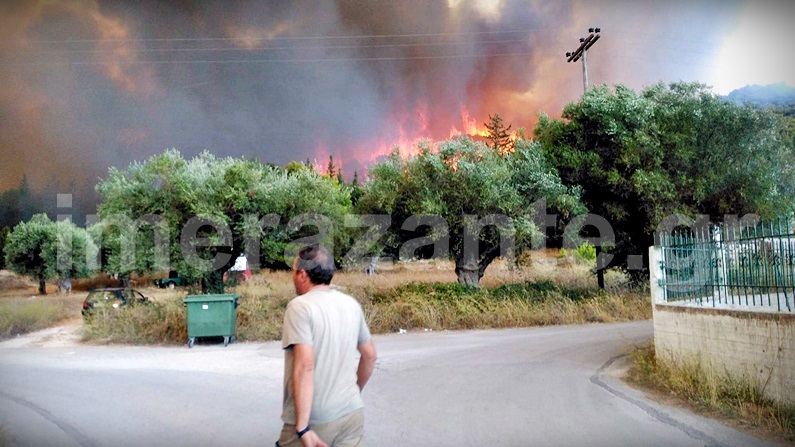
[484,114,513,155]
[357,137,582,287]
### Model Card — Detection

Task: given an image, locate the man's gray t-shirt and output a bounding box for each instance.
[281,288,372,425]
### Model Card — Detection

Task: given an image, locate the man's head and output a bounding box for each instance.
[292,244,334,295]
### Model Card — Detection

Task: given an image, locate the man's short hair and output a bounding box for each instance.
[296,244,334,285]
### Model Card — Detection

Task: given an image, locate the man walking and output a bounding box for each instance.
[277,244,377,447]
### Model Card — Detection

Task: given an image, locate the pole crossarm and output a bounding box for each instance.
[567,33,595,63]
[565,27,601,93]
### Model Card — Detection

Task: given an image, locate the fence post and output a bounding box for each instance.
[649,245,665,305]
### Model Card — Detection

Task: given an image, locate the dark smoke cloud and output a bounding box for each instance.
[1,0,789,221]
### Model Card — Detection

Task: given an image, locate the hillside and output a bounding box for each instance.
[726,82,795,106]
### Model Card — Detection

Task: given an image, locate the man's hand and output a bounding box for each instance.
[300,430,328,447]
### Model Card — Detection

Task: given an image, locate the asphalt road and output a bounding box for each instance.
[0,321,783,447]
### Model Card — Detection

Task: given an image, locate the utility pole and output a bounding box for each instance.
[566,27,601,93]
[566,27,606,289]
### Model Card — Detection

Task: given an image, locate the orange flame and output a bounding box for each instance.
[449,108,490,138]
[322,104,520,171]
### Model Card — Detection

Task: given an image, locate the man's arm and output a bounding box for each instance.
[356,339,377,391]
[292,343,327,447]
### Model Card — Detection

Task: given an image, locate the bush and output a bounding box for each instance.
[373,282,483,303]
[574,242,597,262]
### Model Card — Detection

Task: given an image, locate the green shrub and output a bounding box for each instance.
[372,282,482,303]
[574,242,597,262]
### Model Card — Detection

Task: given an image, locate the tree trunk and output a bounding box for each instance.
[456,267,480,287]
[455,261,481,288]
[57,276,72,294]
[595,246,605,289]
[455,246,501,288]
[365,256,379,275]
[38,278,46,295]
[201,269,226,294]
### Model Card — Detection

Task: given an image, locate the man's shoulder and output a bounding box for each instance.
[302,288,363,310]
[285,295,313,317]
[330,288,364,308]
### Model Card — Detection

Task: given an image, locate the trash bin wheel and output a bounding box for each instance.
[223,336,230,347]
[188,338,195,348]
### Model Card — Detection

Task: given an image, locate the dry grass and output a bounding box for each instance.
[365,289,649,333]
[69,253,649,345]
[228,256,648,340]
[80,291,187,344]
[0,269,35,292]
[70,274,122,291]
[628,342,795,443]
[0,295,82,340]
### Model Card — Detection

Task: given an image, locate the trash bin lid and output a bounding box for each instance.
[183,294,240,303]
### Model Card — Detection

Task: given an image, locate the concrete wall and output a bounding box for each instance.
[650,247,795,405]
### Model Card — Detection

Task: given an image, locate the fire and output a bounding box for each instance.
[365,101,431,162]
[318,105,520,174]
[449,108,490,139]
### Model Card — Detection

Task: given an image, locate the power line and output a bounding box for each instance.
[30,28,542,44]
[16,51,538,66]
[28,38,531,54]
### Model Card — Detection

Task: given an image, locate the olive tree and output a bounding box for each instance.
[357,137,583,287]
[4,214,98,294]
[94,150,352,293]
[534,82,795,282]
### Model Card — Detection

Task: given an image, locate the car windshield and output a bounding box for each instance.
[87,291,119,301]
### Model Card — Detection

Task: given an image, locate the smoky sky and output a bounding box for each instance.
[1,0,789,214]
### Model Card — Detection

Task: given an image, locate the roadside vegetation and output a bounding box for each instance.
[77,255,651,345]
[628,342,795,443]
[0,295,80,340]
[0,271,81,340]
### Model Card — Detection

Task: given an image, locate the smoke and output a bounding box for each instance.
[0,0,785,219]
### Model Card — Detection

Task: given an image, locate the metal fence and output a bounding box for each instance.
[657,217,795,312]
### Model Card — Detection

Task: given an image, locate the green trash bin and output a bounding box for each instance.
[183,294,239,348]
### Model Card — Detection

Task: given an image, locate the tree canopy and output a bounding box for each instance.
[534,82,795,280]
[4,214,97,294]
[357,137,583,286]
[94,150,352,292]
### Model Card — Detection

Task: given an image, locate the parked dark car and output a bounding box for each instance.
[82,288,149,318]
[153,271,192,289]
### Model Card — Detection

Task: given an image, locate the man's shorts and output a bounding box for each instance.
[276,408,364,447]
